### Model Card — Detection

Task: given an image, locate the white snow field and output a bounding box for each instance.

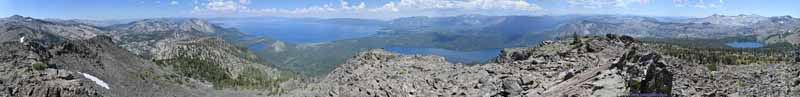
[80,72,110,89]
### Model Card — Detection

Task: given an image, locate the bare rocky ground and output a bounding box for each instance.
[279,36,800,97]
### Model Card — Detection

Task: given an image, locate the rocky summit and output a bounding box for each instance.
[282,35,800,97]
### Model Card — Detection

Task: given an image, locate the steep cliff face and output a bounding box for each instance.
[284,35,800,96]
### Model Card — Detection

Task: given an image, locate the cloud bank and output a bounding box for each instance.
[193,0,542,19]
[170,0,179,5]
[191,0,727,19]
[565,0,651,9]
[673,0,725,8]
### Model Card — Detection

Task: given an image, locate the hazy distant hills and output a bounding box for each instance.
[0,15,107,44]
[382,14,577,35]
[556,14,800,45]
[676,14,769,26]
[42,18,133,27]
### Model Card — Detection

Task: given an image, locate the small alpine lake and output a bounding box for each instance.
[725,41,765,48]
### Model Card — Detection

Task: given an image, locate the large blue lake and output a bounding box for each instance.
[214,20,380,43]
[248,43,266,51]
[384,46,502,64]
[725,41,765,48]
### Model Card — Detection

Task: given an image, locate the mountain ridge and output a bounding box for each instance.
[0,15,294,96]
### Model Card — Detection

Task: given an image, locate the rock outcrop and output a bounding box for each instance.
[795,50,800,62]
[1,69,103,97]
[0,41,101,97]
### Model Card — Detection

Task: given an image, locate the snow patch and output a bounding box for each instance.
[80,72,110,89]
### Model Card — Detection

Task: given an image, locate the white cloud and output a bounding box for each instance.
[170,0,180,5]
[192,0,542,19]
[369,0,541,12]
[565,0,651,9]
[202,0,249,12]
[673,0,724,8]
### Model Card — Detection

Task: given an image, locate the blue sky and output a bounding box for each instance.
[1,0,798,20]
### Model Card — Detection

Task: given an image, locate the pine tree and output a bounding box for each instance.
[585,42,596,52]
[571,32,581,45]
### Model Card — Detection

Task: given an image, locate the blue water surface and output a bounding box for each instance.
[248,44,266,50]
[217,21,380,43]
[725,41,765,48]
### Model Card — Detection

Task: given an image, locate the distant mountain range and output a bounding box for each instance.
[556,14,800,45]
